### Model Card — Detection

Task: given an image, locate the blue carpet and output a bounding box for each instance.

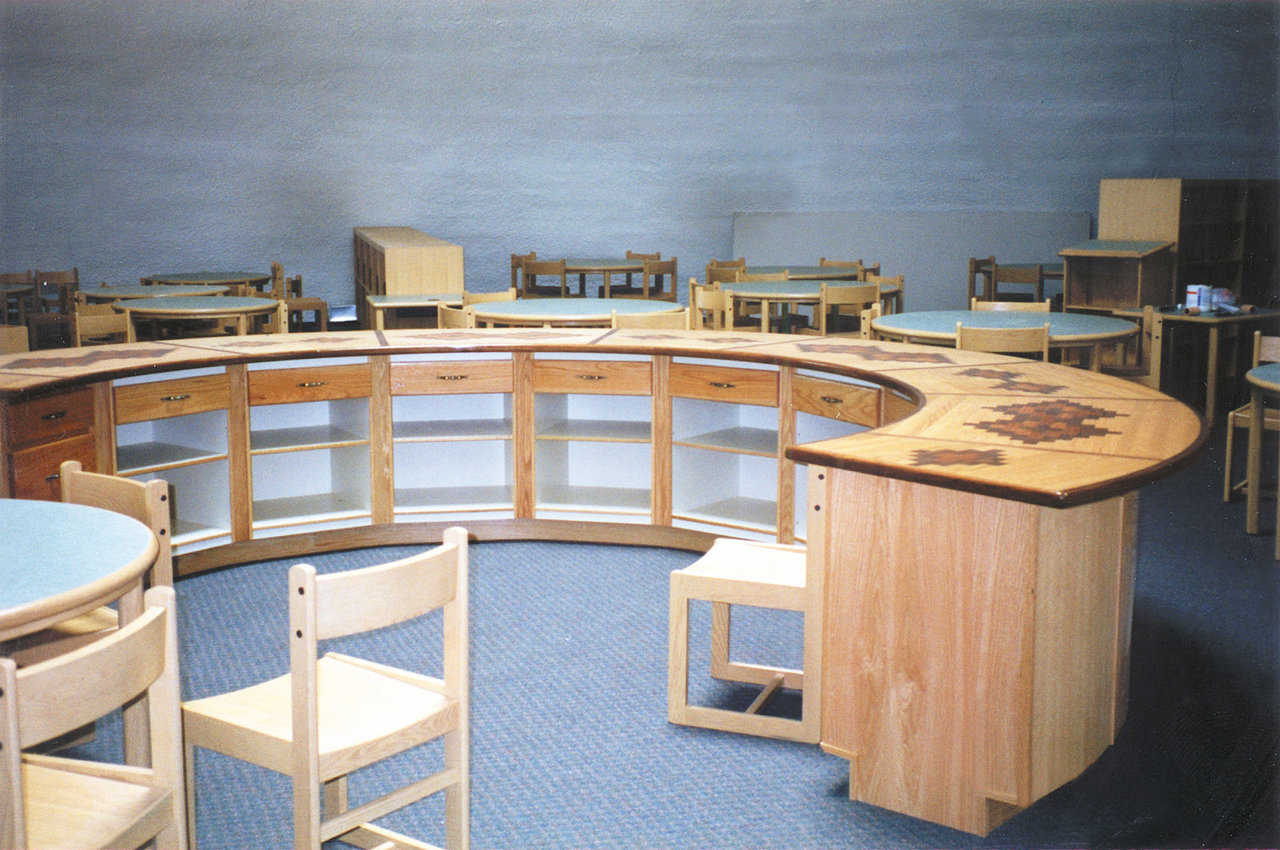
[70,428,1277,848]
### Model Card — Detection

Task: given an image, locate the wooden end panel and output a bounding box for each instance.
[532,359,651,395]
[669,362,778,406]
[114,373,230,424]
[10,432,96,500]
[880,388,919,426]
[792,375,879,427]
[248,363,372,405]
[390,360,513,395]
[5,387,94,450]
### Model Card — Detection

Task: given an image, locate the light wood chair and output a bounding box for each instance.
[865,272,904,314]
[0,586,187,850]
[858,301,882,339]
[610,308,690,330]
[993,261,1046,302]
[1224,331,1280,502]
[612,250,661,296]
[510,251,535,293]
[71,291,129,345]
[520,258,567,298]
[668,538,820,744]
[818,257,864,276]
[462,288,517,305]
[800,282,881,335]
[970,297,1052,312]
[7,460,172,667]
[1,269,33,326]
[282,274,328,332]
[28,268,78,348]
[1,325,28,353]
[705,263,744,288]
[438,303,477,328]
[690,280,730,330]
[955,321,1050,360]
[967,256,996,302]
[182,528,471,850]
[639,257,678,301]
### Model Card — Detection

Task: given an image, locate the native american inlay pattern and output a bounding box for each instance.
[958,367,1066,395]
[399,330,571,341]
[912,448,1007,467]
[0,346,174,369]
[796,343,953,363]
[971,400,1126,444]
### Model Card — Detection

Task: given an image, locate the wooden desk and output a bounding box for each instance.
[871,309,1137,370]
[83,283,229,301]
[140,271,271,295]
[366,293,463,330]
[471,297,684,327]
[1245,361,1280,558]
[118,295,284,341]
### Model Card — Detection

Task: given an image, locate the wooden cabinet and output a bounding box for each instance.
[2,386,99,500]
[353,227,464,327]
[1060,240,1175,311]
[1095,178,1279,304]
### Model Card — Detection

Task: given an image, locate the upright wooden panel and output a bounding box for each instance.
[512,352,535,519]
[651,355,672,526]
[369,355,394,525]
[226,364,252,541]
[1098,178,1182,242]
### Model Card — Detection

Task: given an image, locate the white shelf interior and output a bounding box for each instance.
[393,393,512,442]
[250,398,369,452]
[393,439,512,505]
[125,460,231,547]
[251,444,370,525]
[116,410,228,474]
[673,397,777,455]
[672,444,776,533]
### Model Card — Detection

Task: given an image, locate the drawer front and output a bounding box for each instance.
[391,360,514,395]
[792,375,880,427]
[249,364,372,405]
[114,374,230,424]
[6,388,95,450]
[10,433,96,500]
[670,363,778,407]
[532,360,651,395]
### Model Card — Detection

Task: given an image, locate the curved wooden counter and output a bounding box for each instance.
[0,328,1204,837]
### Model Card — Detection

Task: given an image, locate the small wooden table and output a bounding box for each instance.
[872,309,1137,369]
[1245,361,1280,559]
[725,279,903,333]
[140,270,272,294]
[564,258,645,297]
[471,297,685,328]
[366,293,464,330]
[82,283,230,301]
[744,264,862,281]
[117,295,283,341]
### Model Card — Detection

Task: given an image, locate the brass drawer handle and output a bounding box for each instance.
[821,395,843,404]
[45,472,60,482]
[709,381,735,389]
[577,374,605,381]
[40,410,67,421]
[437,374,468,381]
[298,381,326,388]
[161,394,190,402]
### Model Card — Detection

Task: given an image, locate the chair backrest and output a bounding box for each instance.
[462,288,517,305]
[705,265,743,287]
[0,325,27,353]
[970,297,1052,312]
[1,586,182,847]
[510,251,536,291]
[691,281,729,330]
[626,250,660,261]
[818,258,863,271]
[286,274,303,298]
[816,283,879,335]
[707,257,745,269]
[741,270,787,282]
[994,262,1043,285]
[34,268,79,312]
[955,321,1050,360]
[641,257,678,298]
[610,308,690,330]
[521,258,566,294]
[1255,331,1280,367]
[857,262,881,279]
[71,291,128,346]
[0,269,33,286]
[267,261,286,299]
[60,459,173,587]
[438,303,476,328]
[967,256,996,300]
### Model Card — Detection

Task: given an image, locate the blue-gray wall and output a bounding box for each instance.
[2,0,1277,308]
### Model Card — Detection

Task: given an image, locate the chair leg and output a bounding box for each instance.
[444,727,469,849]
[1224,413,1238,502]
[709,601,732,680]
[667,579,691,725]
[184,741,199,850]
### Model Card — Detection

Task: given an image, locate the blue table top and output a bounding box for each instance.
[117,295,278,312]
[1247,362,1280,391]
[142,271,270,284]
[0,499,155,613]
[873,309,1137,342]
[473,298,682,319]
[86,283,230,300]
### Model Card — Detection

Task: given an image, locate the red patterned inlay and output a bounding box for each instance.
[971,400,1125,444]
[912,448,1007,467]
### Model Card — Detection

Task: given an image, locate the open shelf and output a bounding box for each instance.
[250,425,368,453]
[674,496,778,531]
[116,441,226,475]
[394,485,515,513]
[536,484,651,514]
[394,418,512,442]
[674,426,777,456]
[536,418,651,442]
[252,492,371,526]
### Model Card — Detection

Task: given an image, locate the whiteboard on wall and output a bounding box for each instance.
[731,211,1093,311]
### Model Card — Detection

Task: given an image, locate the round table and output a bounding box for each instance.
[0,499,156,641]
[140,271,272,293]
[471,297,685,328]
[564,258,645,297]
[116,295,282,340]
[1245,361,1280,558]
[723,279,901,333]
[871,309,1136,369]
[82,283,230,301]
[745,265,862,280]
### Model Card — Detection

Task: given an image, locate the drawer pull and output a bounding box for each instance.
[709,381,735,389]
[577,374,606,381]
[40,410,67,421]
[161,394,190,402]
[821,395,843,404]
[437,374,469,381]
[45,472,60,482]
[298,381,326,388]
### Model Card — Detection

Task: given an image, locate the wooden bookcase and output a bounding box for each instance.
[353,227,464,327]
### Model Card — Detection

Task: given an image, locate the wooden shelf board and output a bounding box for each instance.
[536,484,651,512]
[250,425,368,453]
[393,485,514,510]
[116,441,227,474]
[675,426,777,456]
[393,418,512,441]
[252,492,371,525]
[674,496,777,530]
[535,418,651,442]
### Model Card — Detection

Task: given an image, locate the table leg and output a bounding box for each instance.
[373,307,385,331]
[1247,386,1263,535]
[1090,342,1102,371]
[602,271,612,298]
[760,299,770,333]
[1204,326,1221,427]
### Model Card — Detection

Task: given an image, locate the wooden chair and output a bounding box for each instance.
[27,268,78,348]
[690,280,730,330]
[0,586,186,850]
[521,258,567,297]
[1224,331,1280,502]
[7,461,172,667]
[71,291,129,345]
[639,257,678,301]
[612,250,661,296]
[818,258,863,277]
[462,288,517,305]
[705,263,744,288]
[993,261,1046,302]
[282,274,328,332]
[610,308,690,330]
[858,301,882,339]
[967,256,996,302]
[1,269,33,326]
[800,282,880,335]
[865,272,904,314]
[668,538,820,743]
[1,325,28,353]
[438,303,477,328]
[182,528,471,850]
[510,251,535,293]
[970,297,1052,312]
[955,321,1050,360]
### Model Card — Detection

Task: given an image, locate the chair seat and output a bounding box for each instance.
[24,758,174,850]
[678,538,806,589]
[183,653,456,781]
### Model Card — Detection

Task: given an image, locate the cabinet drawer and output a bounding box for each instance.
[670,363,778,406]
[115,374,230,424]
[792,376,880,427]
[249,364,372,405]
[391,360,513,395]
[5,388,94,451]
[10,433,96,500]
[533,360,651,395]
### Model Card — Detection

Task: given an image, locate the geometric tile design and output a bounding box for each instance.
[970,399,1126,444]
[0,345,174,369]
[796,343,953,363]
[958,367,1067,395]
[911,447,1007,467]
